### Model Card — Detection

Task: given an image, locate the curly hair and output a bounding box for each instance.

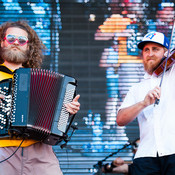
[0,21,46,68]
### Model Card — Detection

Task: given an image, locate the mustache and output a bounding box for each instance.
[6,44,22,51]
[146,56,156,60]
[145,56,159,63]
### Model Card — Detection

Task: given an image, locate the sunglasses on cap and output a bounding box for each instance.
[4,34,28,46]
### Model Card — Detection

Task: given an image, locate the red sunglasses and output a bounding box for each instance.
[4,34,28,46]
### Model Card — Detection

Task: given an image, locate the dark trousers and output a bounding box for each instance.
[128,154,175,175]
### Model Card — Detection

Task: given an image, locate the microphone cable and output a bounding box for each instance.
[0,138,25,163]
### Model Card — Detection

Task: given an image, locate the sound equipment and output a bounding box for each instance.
[0,68,77,145]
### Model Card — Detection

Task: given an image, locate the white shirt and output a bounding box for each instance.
[119,65,175,159]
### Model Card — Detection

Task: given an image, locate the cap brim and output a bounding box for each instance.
[138,41,166,50]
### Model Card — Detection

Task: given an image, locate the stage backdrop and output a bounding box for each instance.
[0,0,175,174]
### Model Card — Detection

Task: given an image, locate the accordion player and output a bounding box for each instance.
[0,68,77,146]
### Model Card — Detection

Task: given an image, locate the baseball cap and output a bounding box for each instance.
[137,31,169,50]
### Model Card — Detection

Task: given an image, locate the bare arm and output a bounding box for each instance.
[117,86,161,126]
[117,101,147,126]
[112,164,129,174]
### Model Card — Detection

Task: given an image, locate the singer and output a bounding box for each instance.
[117,31,175,175]
[0,21,80,175]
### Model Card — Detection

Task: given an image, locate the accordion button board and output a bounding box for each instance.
[0,79,12,137]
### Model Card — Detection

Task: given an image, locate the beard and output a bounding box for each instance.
[143,57,162,75]
[0,45,29,64]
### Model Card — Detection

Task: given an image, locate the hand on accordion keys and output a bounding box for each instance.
[64,94,80,115]
[0,94,5,103]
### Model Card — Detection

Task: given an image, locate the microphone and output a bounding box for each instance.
[103,161,116,173]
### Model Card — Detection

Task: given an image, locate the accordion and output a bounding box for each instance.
[0,68,77,145]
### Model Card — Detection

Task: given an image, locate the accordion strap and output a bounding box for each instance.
[0,65,14,75]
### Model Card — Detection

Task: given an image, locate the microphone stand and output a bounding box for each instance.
[93,141,132,175]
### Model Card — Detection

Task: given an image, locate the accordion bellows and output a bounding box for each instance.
[0,68,77,145]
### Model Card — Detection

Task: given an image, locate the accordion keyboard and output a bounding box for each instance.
[0,79,12,136]
[58,85,76,132]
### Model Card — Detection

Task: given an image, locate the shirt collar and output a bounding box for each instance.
[144,72,152,79]
[143,72,158,79]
